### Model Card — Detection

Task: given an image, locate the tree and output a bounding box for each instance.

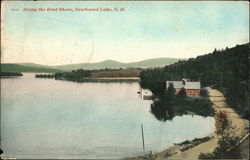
[213,48,217,53]
[161,83,176,109]
[199,122,240,159]
[164,83,176,100]
[215,110,231,134]
[177,87,187,98]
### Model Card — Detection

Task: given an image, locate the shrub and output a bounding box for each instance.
[215,110,231,134]
[198,127,240,159]
[213,129,240,157]
[198,152,214,159]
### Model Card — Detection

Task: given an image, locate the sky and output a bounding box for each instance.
[1,1,249,65]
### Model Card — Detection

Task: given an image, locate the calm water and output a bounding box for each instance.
[1,73,215,159]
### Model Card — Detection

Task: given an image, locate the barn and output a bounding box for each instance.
[166,79,201,95]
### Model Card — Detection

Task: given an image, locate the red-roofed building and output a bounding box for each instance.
[166,79,201,95]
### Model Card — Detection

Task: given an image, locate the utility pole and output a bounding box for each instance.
[141,124,145,154]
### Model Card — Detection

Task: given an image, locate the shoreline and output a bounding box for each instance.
[125,88,249,160]
[86,77,140,80]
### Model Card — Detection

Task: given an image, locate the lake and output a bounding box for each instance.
[1,73,215,159]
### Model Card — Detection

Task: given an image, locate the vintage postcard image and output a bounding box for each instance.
[0,1,249,159]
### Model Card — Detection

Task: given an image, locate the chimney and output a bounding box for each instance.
[182,78,187,86]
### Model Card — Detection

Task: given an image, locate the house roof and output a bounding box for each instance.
[166,80,200,90]
[167,81,183,89]
[184,82,201,89]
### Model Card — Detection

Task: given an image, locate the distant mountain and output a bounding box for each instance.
[53,58,183,70]
[53,60,126,70]
[126,58,183,68]
[0,63,63,73]
[16,63,51,67]
[0,58,183,73]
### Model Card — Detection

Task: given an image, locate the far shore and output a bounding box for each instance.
[86,77,140,80]
[125,88,249,160]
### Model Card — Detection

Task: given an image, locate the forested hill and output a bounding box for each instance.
[140,43,249,114]
[53,58,182,70]
[1,63,62,73]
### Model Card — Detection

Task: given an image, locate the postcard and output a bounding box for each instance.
[1,1,249,159]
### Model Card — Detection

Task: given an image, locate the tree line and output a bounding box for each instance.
[0,72,23,77]
[35,68,142,81]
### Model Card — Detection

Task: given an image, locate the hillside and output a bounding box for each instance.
[127,58,183,68]
[0,63,63,73]
[16,63,51,68]
[53,58,182,70]
[53,60,126,70]
[140,43,249,115]
[90,68,141,78]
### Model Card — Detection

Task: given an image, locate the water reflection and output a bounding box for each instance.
[0,76,22,79]
[150,100,174,121]
[55,78,139,84]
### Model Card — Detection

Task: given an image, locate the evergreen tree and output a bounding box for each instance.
[177,87,187,98]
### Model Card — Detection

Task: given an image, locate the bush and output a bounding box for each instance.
[215,110,231,134]
[198,127,240,159]
[213,129,240,157]
[199,110,240,159]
